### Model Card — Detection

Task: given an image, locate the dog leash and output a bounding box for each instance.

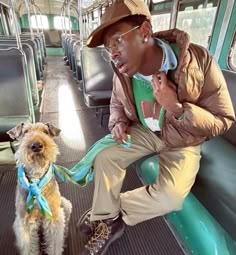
[54,134,132,187]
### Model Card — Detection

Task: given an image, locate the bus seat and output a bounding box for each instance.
[80,46,113,108]
[0,43,39,110]
[74,41,82,82]
[192,69,236,240]
[221,69,236,144]
[0,38,42,80]
[135,69,236,254]
[0,48,35,142]
[71,39,79,77]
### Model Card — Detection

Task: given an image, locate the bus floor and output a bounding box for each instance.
[0,56,186,255]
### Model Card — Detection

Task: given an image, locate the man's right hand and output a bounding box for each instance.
[111,122,128,144]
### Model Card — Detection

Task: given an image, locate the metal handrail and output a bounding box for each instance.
[30,0,39,34]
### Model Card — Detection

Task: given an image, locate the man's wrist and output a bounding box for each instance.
[171,103,184,119]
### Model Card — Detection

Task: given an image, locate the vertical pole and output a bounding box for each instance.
[78,0,83,45]
[31,1,39,34]
[9,0,23,50]
[24,0,34,39]
[68,0,72,35]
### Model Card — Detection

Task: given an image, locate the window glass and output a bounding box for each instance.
[151,0,172,32]
[152,13,171,32]
[31,15,49,29]
[92,10,99,30]
[82,0,93,8]
[3,7,11,35]
[54,16,71,30]
[176,0,219,48]
[0,13,4,34]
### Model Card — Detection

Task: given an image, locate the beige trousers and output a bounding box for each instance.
[90,124,201,226]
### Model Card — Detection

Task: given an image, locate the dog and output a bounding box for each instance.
[7,122,72,255]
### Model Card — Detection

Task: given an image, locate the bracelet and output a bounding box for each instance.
[177,113,184,120]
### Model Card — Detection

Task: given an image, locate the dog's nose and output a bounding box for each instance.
[31,142,43,152]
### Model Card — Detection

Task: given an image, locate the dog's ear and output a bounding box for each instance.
[45,123,61,137]
[7,122,25,140]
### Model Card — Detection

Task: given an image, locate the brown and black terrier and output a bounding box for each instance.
[7,122,72,255]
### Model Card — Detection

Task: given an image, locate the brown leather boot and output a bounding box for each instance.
[80,214,125,255]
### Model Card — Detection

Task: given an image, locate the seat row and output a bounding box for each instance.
[0,32,46,142]
[62,33,113,125]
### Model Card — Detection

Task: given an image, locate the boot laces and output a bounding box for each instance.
[85,222,111,254]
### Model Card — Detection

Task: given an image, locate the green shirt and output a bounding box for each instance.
[132,77,165,131]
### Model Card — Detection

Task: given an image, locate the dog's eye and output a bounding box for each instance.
[24,130,28,134]
[44,130,49,135]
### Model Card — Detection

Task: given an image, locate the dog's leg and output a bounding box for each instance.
[42,208,65,255]
[13,215,40,255]
[60,196,72,239]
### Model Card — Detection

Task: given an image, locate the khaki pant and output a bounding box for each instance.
[90,124,201,226]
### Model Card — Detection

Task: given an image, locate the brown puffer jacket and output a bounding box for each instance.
[108,28,235,148]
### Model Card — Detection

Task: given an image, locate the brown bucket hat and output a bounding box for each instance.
[86,0,152,48]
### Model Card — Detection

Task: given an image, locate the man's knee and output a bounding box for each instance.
[94,147,111,167]
[163,188,185,212]
[151,185,185,212]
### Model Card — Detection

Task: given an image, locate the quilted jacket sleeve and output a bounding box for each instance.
[162,56,235,147]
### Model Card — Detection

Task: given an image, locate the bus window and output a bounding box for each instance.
[54,16,71,30]
[152,13,170,32]
[92,10,99,30]
[31,15,49,29]
[229,29,236,71]
[1,5,11,35]
[176,0,219,48]
[151,0,171,32]
[0,13,4,35]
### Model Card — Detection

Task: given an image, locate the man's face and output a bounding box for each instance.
[104,21,145,77]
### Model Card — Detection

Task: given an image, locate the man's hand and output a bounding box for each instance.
[152,72,184,118]
[111,122,128,144]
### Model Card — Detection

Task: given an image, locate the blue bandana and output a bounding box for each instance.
[18,163,54,220]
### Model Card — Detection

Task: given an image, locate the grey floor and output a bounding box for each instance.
[0,56,185,255]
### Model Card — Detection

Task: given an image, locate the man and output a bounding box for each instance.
[78,0,235,254]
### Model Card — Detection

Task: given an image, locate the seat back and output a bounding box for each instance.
[221,69,236,145]
[0,48,35,142]
[0,43,39,109]
[80,46,113,93]
[0,39,42,80]
[74,41,82,81]
[80,46,113,108]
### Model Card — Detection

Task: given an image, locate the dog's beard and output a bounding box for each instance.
[16,145,59,178]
